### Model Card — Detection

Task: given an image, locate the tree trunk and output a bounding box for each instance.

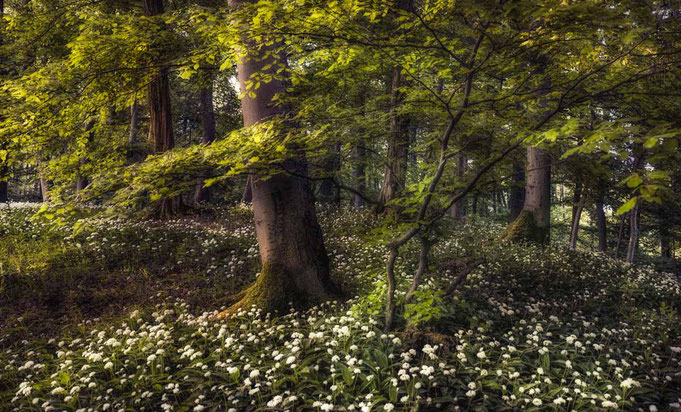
[242,176,253,204]
[219,0,336,317]
[569,181,582,236]
[144,0,180,218]
[615,213,626,258]
[508,160,525,220]
[40,177,49,202]
[0,0,7,203]
[569,190,586,250]
[376,66,409,213]
[502,147,551,243]
[450,154,466,221]
[660,220,671,259]
[194,78,216,204]
[352,143,366,208]
[0,180,7,203]
[129,98,138,144]
[596,196,607,252]
[318,143,341,205]
[626,203,639,263]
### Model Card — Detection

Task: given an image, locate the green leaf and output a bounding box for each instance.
[616,197,637,215]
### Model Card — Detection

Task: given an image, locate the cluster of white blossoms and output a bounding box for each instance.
[1,206,680,411]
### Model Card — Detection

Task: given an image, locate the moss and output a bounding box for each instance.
[500,210,549,244]
[215,262,296,319]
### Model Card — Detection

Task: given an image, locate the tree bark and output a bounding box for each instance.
[615,213,626,258]
[508,160,525,220]
[502,147,551,243]
[0,180,7,203]
[569,181,583,236]
[318,143,341,204]
[376,66,410,213]
[242,176,253,203]
[596,194,607,252]
[569,188,586,250]
[660,219,671,259]
[129,97,138,144]
[450,154,466,220]
[194,77,217,204]
[352,143,366,208]
[219,0,337,316]
[626,203,639,263]
[144,0,180,218]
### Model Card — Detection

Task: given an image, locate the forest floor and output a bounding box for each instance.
[0,203,680,411]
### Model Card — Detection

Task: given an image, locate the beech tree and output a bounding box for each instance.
[218,0,337,316]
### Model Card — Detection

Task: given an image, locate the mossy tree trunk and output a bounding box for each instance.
[220,0,337,317]
[502,147,551,244]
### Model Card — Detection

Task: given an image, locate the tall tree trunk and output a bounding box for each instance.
[76,120,94,192]
[376,66,409,213]
[194,77,217,204]
[508,160,525,220]
[0,0,7,203]
[660,219,671,259]
[502,147,551,243]
[626,203,639,263]
[569,189,586,250]
[0,180,7,203]
[129,97,138,144]
[242,176,253,203]
[615,213,626,258]
[144,0,179,218]
[596,191,607,252]
[352,143,366,208]
[569,181,583,235]
[40,177,49,202]
[450,154,466,220]
[318,143,341,204]
[219,0,337,317]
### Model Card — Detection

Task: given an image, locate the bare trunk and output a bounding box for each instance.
[318,143,341,204]
[376,66,409,213]
[40,178,49,202]
[502,147,551,243]
[660,220,671,259]
[352,144,366,208]
[569,192,585,249]
[242,176,253,204]
[194,79,216,204]
[220,0,336,316]
[129,98,138,144]
[450,154,466,220]
[0,180,7,203]
[596,196,607,252]
[508,160,525,220]
[615,213,626,258]
[626,204,639,263]
[569,181,583,236]
[144,0,179,218]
